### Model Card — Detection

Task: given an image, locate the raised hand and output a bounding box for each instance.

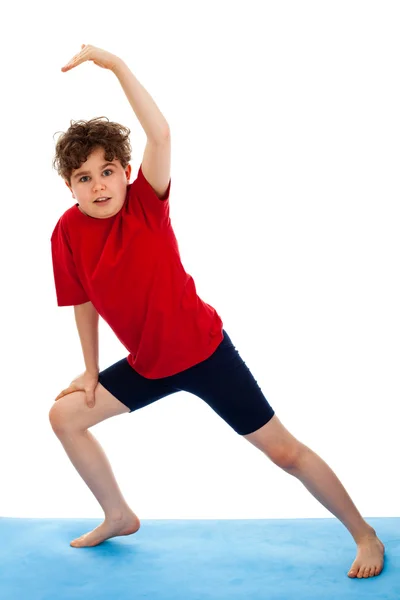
[61,44,119,73]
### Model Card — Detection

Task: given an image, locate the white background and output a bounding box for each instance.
[1,1,398,520]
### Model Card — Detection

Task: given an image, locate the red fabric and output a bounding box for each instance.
[51,164,224,378]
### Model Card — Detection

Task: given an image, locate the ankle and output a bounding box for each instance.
[354,524,376,544]
[105,506,136,521]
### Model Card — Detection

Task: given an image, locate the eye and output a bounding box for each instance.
[79,169,113,183]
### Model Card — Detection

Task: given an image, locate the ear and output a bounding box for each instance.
[125,164,132,183]
[65,180,75,198]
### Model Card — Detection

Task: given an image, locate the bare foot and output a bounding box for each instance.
[70,511,141,548]
[347,532,385,578]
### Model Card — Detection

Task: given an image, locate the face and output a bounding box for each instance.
[65,146,132,219]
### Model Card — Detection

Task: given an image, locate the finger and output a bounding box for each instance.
[61,47,89,72]
[55,386,74,401]
[61,56,76,71]
[86,394,95,409]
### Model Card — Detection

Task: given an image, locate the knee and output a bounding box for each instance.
[269,441,306,470]
[48,403,67,434]
[244,416,307,469]
[48,393,81,434]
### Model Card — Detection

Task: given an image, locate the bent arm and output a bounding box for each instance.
[74,301,99,375]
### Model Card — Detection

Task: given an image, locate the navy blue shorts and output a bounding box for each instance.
[98,329,275,436]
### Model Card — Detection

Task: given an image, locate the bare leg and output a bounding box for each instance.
[287,446,385,578]
[244,416,385,579]
[56,427,136,517]
[56,429,140,547]
[49,385,140,547]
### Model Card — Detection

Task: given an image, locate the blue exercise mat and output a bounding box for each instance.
[0,517,397,599]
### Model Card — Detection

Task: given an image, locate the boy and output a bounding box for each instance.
[50,44,384,579]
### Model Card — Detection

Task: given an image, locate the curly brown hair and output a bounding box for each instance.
[52,116,132,186]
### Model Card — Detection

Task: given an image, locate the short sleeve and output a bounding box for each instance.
[50,218,89,306]
[127,164,171,230]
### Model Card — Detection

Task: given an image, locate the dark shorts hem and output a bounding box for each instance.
[98,329,275,435]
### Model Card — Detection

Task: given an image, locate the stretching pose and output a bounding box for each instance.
[49,44,384,579]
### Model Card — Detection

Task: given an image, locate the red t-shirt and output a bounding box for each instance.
[51,164,224,379]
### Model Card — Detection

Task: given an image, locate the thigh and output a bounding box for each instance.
[174,330,275,436]
[50,358,179,432]
[98,357,179,413]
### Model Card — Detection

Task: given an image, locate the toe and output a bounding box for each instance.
[357,567,365,578]
[363,567,371,578]
[71,535,84,546]
[348,565,358,578]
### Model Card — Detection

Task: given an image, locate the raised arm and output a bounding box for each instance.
[111,56,171,198]
[61,44,171,197]
[62,44,170,142]
[111,57,170,142]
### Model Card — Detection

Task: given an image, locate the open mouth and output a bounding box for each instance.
[94,197,111,205]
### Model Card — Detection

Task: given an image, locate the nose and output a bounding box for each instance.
[92,181,106,193]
